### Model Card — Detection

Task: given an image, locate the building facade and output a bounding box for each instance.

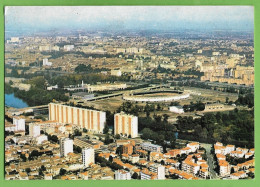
[115,170,131,180]
[13,117,25,132]
[140,143,163,153]
[29,124,41,137]
[114,112,138,138]
[48,103,106,133]
[82,148,95,167]
[60,138,73,157]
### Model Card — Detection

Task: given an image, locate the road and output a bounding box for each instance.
[200,143,218,179]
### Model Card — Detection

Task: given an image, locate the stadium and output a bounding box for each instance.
[122,89,190,102]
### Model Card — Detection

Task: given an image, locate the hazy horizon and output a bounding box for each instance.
[5,6,254,37]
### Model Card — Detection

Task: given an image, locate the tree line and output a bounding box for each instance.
[176,109,254,148]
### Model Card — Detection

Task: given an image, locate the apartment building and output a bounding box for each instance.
[13,117,25,132]
[60,138,73,157]
[29,124,41,137]
[123,144,133,155]
[115,170,131,180]
[49,103,106,133]
[140,143,163,153]
[82,148,95,167]
[149,164,165,180]
[114,112,138,138]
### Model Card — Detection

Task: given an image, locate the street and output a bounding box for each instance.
[200,143,218,179]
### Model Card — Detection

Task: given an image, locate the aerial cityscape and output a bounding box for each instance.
[4,6,254,180]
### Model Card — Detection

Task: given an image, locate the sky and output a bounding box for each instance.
[5,6,254,35]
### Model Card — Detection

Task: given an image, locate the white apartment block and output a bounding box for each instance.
[13,117,25,132]
[115,170,131,180]
[36,135,48,144]
[49,103,106,133]
[187,142,200,153]
[43,58,52,66]
[29,124,41,137]
[219,160,230,177]
[60,138,73,157]
[181,160,200,175]
[114,112,138,138]
[149,164,165,180]
[140,143,163,153]
[82,148,95,167]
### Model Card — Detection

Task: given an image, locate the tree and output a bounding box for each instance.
[170,137,176,149]
[51,135,58,143]
[156,104,162,111]
[132,172,138,179]
[20,154,26,162]
[231,167,235,174]
[115,134,120,139]
[163,114,169,123]
[41,165,46,171]
[30,150,40,157]
[161,160,165,165]
[104,134,110,145]
[116,146,123,155]
[226,97,229,103]
[74,129,82,137]
[109,155,113,162]
[25,168,31,174]
[103,123,110,134]
[59,168,67,176]
[248,171,254,178]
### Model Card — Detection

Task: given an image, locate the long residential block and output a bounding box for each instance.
[48,103,106,133]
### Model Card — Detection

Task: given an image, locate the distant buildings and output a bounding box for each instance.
[60,138,73,157]
[114,112,138,138]
[204,103,224,111]
[87,83,126,92]
[64,45,74,51]
[116,47,144,54]
[82,148,95,167]
[42,58,52,66]
[72,92,94,100]
[48,103,106,133]
[10,37,20,43]
[200,64,254,86]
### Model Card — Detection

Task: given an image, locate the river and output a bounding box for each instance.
[5,93,28,108]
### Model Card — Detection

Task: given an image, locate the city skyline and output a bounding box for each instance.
[4,6,254,180]
[5,6,254,37]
